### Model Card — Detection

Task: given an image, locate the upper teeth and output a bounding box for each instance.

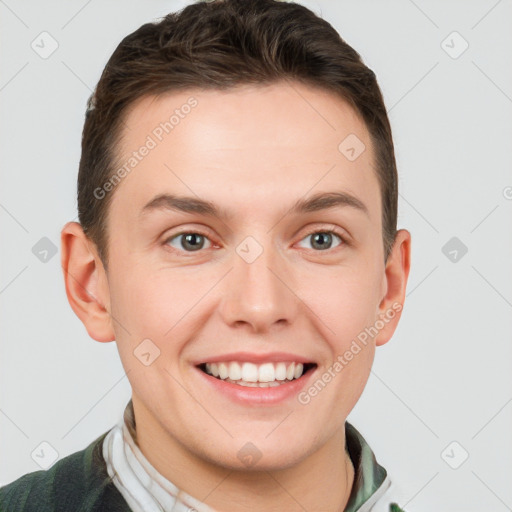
[204,362,304,383]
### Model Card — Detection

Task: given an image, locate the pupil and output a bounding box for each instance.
[183,233,204,251]
[312,233,331,250]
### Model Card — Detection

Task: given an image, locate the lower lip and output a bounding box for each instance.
[195,366,316,405]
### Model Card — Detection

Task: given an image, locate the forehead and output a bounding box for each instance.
[110,81,380,224]
[120,82,370,155]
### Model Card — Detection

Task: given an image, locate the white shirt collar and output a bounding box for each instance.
[102,400,403,512]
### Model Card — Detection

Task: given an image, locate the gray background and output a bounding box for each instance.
[1,0,511,510]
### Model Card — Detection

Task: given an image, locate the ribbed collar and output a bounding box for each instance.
[102,399,391,512]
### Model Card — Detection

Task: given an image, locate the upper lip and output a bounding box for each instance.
[193,352,315,366]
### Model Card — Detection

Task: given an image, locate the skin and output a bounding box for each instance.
[61,81,411,512]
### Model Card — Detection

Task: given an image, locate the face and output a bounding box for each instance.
[77,82,408,471]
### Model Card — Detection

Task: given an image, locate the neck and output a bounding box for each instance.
[131,398,355,512]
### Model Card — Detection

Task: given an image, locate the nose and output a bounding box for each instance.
[218,237,299,334]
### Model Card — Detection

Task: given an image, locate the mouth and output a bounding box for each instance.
[197,361,317,388]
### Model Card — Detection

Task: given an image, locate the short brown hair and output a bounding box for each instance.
[78,0,397,269]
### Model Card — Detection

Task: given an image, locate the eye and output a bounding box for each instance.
[165,232,213,252]
[297,230,345,251]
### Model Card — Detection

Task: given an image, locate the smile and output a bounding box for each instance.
[198,361,317,387]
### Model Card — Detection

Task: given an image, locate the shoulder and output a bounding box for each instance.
[0,429,131,512]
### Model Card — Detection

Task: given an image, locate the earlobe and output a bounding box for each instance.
[375,229,411,347]
[60,221,115,343]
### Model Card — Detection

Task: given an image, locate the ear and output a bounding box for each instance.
[60,221,115,342]
[374,229,411,347]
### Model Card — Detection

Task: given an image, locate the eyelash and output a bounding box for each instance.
[162,227,349,255]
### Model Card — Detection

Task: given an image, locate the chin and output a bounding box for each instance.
[198,436,314,473]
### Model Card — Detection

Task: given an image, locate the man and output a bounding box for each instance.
[0,0,411,510]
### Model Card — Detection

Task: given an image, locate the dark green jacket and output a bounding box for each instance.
[0,431,127,512]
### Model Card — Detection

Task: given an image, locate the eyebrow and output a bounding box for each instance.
[139,191,369,220]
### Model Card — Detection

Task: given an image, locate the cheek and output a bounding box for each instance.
[305,265,382,346]
[108,259,200,346]
[107,269,200,392]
